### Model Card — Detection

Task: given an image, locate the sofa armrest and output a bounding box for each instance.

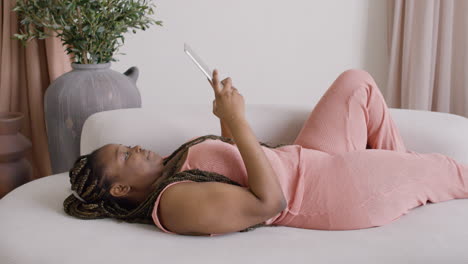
[389,108,468,164]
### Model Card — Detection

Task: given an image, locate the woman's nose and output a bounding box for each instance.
[132,145,142,152]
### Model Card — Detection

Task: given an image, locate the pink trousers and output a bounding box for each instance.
[285,69,468,230]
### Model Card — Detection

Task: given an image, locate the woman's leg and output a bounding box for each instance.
[293,69,408,155]
[325,149,468,230]
[286,148,468,230]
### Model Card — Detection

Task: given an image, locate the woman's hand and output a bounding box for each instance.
[209,69,245,125]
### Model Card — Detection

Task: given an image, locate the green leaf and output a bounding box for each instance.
[11,0,164,64]
[12,33,26,40]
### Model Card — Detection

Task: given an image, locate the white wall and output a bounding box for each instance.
[111,0,388,108]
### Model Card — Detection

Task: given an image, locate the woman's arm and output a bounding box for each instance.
[210,69,286,210]
[219,86,237,141]
[220,119,234,139]
[226,116,287,209]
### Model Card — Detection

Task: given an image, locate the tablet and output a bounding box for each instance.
[184,43,214,82]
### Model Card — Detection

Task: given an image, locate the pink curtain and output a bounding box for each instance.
[386,0,468,116]
[1,0,73,179]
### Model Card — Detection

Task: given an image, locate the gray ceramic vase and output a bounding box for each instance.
[44,62,141,174]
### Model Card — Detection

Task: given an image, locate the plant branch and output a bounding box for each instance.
[76,6,88,64]
[11,0,163,64]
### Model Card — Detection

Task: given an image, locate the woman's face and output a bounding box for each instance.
[98,143,166,203]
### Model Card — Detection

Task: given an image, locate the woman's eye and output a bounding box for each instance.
[124,145,131,160]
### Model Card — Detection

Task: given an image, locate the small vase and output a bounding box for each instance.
[0,112,33,199]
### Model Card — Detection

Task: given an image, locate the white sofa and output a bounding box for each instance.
[1,103,468,264]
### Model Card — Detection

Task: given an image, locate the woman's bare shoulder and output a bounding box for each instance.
[157,181,202,234]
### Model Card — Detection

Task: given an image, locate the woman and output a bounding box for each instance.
[64,68,468,237]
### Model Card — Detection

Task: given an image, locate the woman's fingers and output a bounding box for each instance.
[212,69,236,96]
[221,77,232,92]
[212,69,221,95]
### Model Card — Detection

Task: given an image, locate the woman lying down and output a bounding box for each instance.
[64,69,468,237]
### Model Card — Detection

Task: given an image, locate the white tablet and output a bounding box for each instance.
[184,43,214,82]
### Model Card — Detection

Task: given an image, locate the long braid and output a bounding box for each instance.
[63,134,288,233]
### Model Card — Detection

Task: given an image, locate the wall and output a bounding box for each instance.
[111,0,388,108]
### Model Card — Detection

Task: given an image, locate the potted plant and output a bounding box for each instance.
[11,0,163,174]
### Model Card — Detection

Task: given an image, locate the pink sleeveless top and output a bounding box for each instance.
[152,137,303,236]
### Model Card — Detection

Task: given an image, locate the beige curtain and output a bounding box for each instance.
[386,0,468,116]
[1,0,73,180]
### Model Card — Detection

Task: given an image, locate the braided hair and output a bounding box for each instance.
[63,134,288,233]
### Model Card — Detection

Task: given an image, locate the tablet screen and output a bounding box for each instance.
[184,43,213,82]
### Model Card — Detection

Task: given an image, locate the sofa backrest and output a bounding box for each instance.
[81,103,468,164]
[80,103,312,156]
